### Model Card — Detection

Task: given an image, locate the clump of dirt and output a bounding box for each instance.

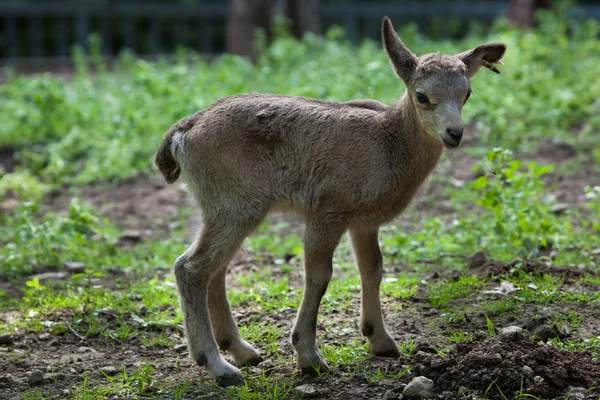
[467,258,593,282]
[414,332,600,399]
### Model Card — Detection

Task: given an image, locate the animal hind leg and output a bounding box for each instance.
[174,213,262,386]
[208,266,263,366]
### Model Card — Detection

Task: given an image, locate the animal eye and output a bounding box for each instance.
[416,91,429,104]
[465,89,472,103]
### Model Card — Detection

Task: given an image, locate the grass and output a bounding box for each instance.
[2,8,600,400]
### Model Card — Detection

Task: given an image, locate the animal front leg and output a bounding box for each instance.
[291,217,345,375]
[349,227,400,358]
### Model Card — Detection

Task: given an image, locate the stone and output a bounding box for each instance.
[470,250,488,269]
[257,359,275,370]
[522,365,534,378]
[500,326,523,335]
[566,386,587,400]
[99,366,119,376]
[64,261,86,273]
[0,333,13,345]
[295,384,318,398]
[403,376,434,399]
[173,343,188,353]
[0,373,15,383]
[28,370,44,384]
[382,389,399,400]
[490,343,502,354]
[38,333,51,341]
[120,230,143,242]
[32,272,68,280]
[44,372,65,381]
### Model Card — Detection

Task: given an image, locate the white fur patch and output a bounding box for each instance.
[171,131,185,155]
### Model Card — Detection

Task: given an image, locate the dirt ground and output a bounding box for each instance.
[1,140,599,399]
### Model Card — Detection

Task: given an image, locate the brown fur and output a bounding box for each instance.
[155,17,506,386]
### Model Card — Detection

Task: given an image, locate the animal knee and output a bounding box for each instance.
[174,254,189,283]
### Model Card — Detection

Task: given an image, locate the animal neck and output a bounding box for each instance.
[388,93,443,152]
[386,92,445,180]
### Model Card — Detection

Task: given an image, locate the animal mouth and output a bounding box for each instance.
[440,135,460,149]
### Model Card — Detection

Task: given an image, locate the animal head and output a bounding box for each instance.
[381,17,506,149]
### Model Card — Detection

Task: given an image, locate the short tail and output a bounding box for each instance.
[155,129,181,184]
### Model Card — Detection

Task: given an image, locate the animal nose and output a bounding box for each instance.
[446,127,463,141]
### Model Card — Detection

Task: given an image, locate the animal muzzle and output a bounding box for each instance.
[440,127,463,149]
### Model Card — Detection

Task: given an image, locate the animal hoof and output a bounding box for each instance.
[371,346,401,358]
[242,354,264,367]
[216,373,244,387]
[299,359,329,376]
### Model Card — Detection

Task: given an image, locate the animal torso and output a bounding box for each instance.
[177,93,443,227]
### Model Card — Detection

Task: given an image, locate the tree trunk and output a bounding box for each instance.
[226,0,273,60]
[506,0,550,29]
[284,0,321,38]
[227,0,320,60]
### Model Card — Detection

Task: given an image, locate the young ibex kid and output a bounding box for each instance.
[155,17,506,386]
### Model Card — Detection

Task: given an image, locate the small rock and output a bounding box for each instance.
[32,272,68,280]
[0,373,15,383]
[38,333,51,341]
[173,343,188,353]
[295,384,318,398]
[99,366,118,376]
[0,333,13,345]
[28,370,44,384]
[493,353,503,362]
[423,308,439,316]
[591,248,600,256]
[44,372,65,381]
[551,203,569,215]
[490,344,502,354]
[533,325,558,342]
[403,376,434,399]
[500,326,523,335]
[566,386,587,400]
[64,261,86,273]
[120,230,143,242]
[77,346,94,353]
[470,250,488,269]
[382,389,399,400]
[257,359,274,370]
[533,376,544,385]
[522,365,534,378]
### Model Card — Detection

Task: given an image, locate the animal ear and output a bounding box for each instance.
[381,17,417,83]
[456,43,506,78]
